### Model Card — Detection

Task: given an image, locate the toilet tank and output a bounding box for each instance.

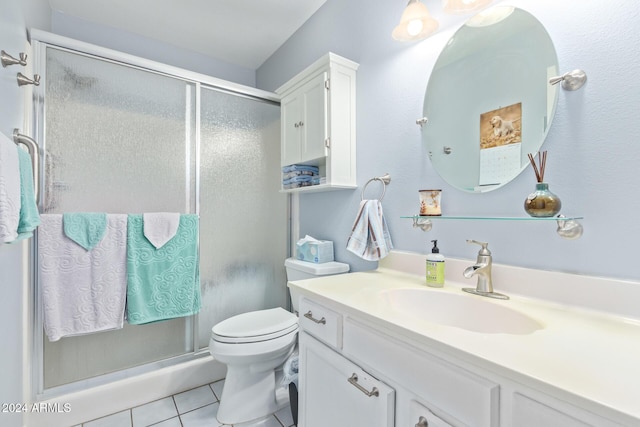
[285,257,349,313]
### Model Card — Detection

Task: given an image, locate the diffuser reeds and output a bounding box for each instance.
[527,151,547,183]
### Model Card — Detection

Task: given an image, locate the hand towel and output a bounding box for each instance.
[13,145,41,240]
[346,200,393,261]
[0,133,21,243]
[38,214,128,342]
[63,213,107,250]
[143,212,180,249]
[126,214,201,325]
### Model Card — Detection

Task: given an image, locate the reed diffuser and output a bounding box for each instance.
[524,151,562,217]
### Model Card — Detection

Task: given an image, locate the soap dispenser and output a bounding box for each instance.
[426,239,445,287]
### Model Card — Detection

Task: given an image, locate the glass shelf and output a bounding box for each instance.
[401,215,584,221]
[403,215,585,239]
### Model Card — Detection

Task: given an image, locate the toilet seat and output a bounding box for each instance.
[211,307,298,344]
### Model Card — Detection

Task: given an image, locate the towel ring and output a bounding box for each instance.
[361,173,391,201]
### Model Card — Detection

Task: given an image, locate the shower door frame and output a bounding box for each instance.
[29,30,283,400]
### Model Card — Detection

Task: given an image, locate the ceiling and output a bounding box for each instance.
[46,0,327,69]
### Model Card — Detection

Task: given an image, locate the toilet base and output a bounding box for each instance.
[216,366,288,425]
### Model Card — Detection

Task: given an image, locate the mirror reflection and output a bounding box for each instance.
[422,6,559,193]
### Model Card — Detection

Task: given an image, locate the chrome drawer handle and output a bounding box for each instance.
[304,310,326,325]
[415,416,429,427]
[347,373,379,397]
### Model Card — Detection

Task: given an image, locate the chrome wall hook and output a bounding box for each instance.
[549,69,587,91]
[17,72,40,87]
[1,50,27,67]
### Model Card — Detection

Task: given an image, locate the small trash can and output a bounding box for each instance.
[288,382,298,426]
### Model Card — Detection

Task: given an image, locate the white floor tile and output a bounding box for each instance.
[210,379,225,400]
[174,384,217,414]
[131,397,177,426]
[180,402,221,427]
[274,405,294,427]
[149,417,182,427]
[83,410,132,427]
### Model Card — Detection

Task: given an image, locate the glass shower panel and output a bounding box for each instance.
[198,87,286,349]
[42,47,197,388]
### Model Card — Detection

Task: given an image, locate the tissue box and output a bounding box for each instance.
[297,240,334,263]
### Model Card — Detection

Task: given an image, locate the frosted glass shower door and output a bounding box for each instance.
[197,87,287,349]
[41,47,197,388]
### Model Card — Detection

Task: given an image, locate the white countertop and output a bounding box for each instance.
[288,252,640,424]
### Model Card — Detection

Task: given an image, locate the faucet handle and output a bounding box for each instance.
[466,239,491,255]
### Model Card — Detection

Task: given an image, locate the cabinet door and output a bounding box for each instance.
[300,72,328,162]
[511,393,616,427]
[299,332,395,427]
[281,93,302,166]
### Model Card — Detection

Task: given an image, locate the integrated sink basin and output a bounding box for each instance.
[379,288,543,335]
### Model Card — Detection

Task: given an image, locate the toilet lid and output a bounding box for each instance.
[211,307,298,344]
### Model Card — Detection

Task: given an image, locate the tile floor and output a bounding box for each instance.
[73,380,295,427]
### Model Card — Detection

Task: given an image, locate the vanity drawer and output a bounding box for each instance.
[299,298,342,349]
[343,318,499,427]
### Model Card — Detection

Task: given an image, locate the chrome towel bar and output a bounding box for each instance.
[13,129,40,204]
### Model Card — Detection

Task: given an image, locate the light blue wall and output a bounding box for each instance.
[257,0,640,281]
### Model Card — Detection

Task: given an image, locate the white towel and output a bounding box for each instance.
[143,212,180,249]
[0,133,21,243]
[38,214,128,342]
[346,200,393,261]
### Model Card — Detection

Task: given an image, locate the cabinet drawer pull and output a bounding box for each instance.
[347,373,379,397]
[415,416,429,427]
[304,311,326,324]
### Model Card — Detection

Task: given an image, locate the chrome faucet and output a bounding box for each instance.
[462,240,509,300]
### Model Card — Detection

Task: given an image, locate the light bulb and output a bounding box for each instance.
[407,19,424,36]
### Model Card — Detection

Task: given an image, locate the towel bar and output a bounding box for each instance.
[361,173,391,201]
[13,129,40,204]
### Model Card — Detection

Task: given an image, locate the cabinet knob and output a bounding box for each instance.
[298,121,304,127]
[415,416,429,427]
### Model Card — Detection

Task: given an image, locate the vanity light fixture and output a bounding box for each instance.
[393,0,495,41]
[442,0,494,15]
[392,0,439,42]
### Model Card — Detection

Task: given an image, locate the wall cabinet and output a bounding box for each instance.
[296,295,625,427]
[276,53,358,193]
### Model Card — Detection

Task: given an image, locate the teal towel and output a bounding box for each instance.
[13,146,40,241]
[63,213,107,250]
[126,214,201,324]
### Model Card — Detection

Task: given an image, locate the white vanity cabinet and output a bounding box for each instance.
[296,294,629,427]
[276,52,358,193]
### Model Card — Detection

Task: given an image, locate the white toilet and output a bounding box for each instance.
[209,257,349,425]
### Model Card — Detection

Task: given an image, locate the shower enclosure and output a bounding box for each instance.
[31,32,287,395]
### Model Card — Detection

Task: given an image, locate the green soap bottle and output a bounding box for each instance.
[426,239,445,287]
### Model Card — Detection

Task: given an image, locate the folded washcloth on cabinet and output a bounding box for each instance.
[346,200,393,261]
[0,133,21,243]
[38,213,128,342]
[126,214,201,324]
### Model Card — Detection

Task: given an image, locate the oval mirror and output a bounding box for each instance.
[422,6,559,193]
